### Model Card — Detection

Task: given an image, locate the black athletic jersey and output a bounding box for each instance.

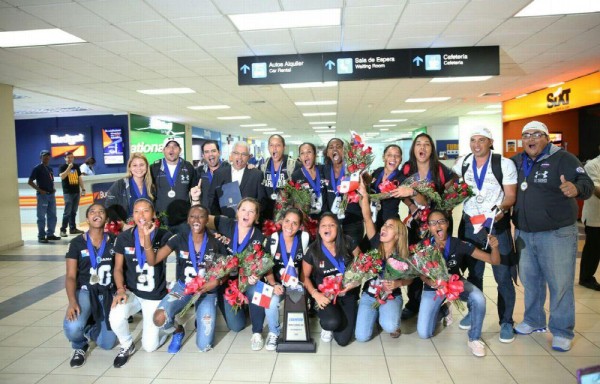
[290,165,328,218]
[422,236,475,291]
[114,227,172,300]
[362,234,401,297]
[165,229,226,284]
[214,216,265,256]
[66,233,116,289]
[303,235,357,287]
[269,231,309,283]
[322,163,362,225]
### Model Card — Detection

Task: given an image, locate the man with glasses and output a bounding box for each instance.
[453,126,518,343]
[207,142,265,218]
[511,121,593,352]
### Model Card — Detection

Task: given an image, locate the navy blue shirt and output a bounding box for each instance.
[29,163,55,193]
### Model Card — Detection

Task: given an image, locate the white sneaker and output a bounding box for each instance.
[250,333,264,351]
[467,339,486,357]
[265,332,278,351]
[320,330,333,343]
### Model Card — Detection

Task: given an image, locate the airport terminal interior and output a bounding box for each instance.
[0,1,599,383]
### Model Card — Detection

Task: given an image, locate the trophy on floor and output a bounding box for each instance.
[276,283,316,353]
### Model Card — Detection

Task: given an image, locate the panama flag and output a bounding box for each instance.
[338,172,360,194]
[281,257,299,288]
[470,211,495,234]
[251,281,274,309]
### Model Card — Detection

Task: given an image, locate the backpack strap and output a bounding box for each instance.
[490,153,503,189]
[300,231,310,255]
[438,164,445,185]
[461,153,473,181]
[270,232,278,256]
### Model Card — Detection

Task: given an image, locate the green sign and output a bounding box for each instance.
[412,126,427,139]
[129,114,185,164]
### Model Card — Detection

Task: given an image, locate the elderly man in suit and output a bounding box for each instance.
[206,142,265,218]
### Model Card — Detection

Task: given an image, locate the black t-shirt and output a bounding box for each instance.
[291,165,328,218]
[322,163,362,224]
[114,227,172,300]
[422,236,475,291]
[66,233,116,289]
[165,229,226,285]
[303,235,357,287]
[361,234,402,297]
[268,231,309,283]
[29,163,55,193]
[370,167,407,227]
[214,216,265,256]
[59,163,81,194]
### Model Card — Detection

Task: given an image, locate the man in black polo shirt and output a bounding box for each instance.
[59,152,86,237]
[28,150,61,243]
[150,137,198,233]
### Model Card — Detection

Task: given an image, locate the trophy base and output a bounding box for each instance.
[276,339,316,353]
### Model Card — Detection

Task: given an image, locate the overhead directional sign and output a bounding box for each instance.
[238,46,499,85]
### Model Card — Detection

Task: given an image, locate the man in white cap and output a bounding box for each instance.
[453,126,518,347]
[511,121,594,352]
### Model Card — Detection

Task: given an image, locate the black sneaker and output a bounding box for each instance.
[70,228,84,235]
[38,237,49,243]
[70,344,88,368]
[113,342,135,368]
[47,235,61,241]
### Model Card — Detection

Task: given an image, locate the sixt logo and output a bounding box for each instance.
[547,87,571,109]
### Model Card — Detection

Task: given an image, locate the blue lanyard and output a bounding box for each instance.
[415,170,432,181]
[86,233,107,269]
[374,169,398,192]
[330,166,345,196]
[233,225,253,254]
[321,244,346,274]
[269,159,283,193]
[134,228,156,269]
[472,154,490,191]
[431,237,451,260]
[188,231,208,273]
[130,177,147,199]
[301,166,321,198]
[279,232,298,267]
[162,158,181,189]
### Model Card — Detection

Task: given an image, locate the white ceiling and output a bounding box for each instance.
[1,0,599,144]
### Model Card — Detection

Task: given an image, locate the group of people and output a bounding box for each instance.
[55,120,595,370]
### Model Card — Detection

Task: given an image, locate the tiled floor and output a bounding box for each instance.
[0,223,598,384]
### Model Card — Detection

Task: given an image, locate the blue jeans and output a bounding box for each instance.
[156,281,217,351]
[417,280,486,341]
[515,224,577,339]
[61,192,80,231]
[63,289,117,350]
[217,281,246,332]
[355,292,402,342]
[264,291,283,336]
[462,218,516,325]
[36,192,57,238]
[244,284,267,334]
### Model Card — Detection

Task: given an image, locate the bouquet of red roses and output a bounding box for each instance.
[439,181,474,212]
[344,132,374,175]
[237,243,274,293]
[262,220,281,237]
[223,279,248,313]
[206,254,239,281]
[371,254,420,308]
[369,179,399,202]
[274,180,312,221]
[175,276,208,321]
[409,238,464,310]
[318,275,343,304]
[342,249,384,289]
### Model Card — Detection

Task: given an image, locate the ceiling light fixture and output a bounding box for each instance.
[217,116,251,120]
[229,8,341,31]
[485,104,502,109]
[294,100,338,106]
[405,97,450,103]
[373,124,397,127]
[379,119,407,123]
[281,82,338,89]
[390,109,426,114]
[0,28,85,48]
[241,123,267,127]
[467,111,500,115]
[252,128,276,132]
[515,0,600,17]
[430,76,492,83]
[309,121,336,125]
[138,88,195,95]
[515,93,528,99]
[187,105,230,110]
[303,112,336,117]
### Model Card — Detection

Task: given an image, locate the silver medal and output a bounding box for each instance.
[137,274,147,284]
[168,190,176,198]
[475,194,485,203]
[90,274,100,284]
[520,181,528,191]
[271,193,278,200]
[314,199,322,211]
[331,196,341,214]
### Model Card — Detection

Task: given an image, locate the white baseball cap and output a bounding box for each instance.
[470,126,493,140]
[522,121,549,135]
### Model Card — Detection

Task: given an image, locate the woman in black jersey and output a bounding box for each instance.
[64,203,117,368]
[302,213,360,346]
[109,198,172,368]
[291,143,328,220]
[206,197,267,351]
[146,205,223,353]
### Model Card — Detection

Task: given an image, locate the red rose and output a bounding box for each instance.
[359,162,366,169]
[423,238,431,246]
[461,183,468,190]
[253,243,261,251]
[365,146,372,154]
[461,191,468,197]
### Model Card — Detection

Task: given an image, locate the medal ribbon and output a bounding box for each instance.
[279,232,298,267]
[134,228,156,269]
[269,159,283,194]
[472,154,490,192]
[188,231,208,273]
[375,170,398,193]
[301,166,321,198]
[431,236,452,261]
[86,232,107,270]
[321,244,346,274]
[162,158,182,190]
[233,225,253,254]
[330,166,345,197]
[130,177,147,199]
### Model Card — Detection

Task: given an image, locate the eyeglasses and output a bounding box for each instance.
[522,132,546,140]
[427,219,448,226]
[231,151,250,157]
